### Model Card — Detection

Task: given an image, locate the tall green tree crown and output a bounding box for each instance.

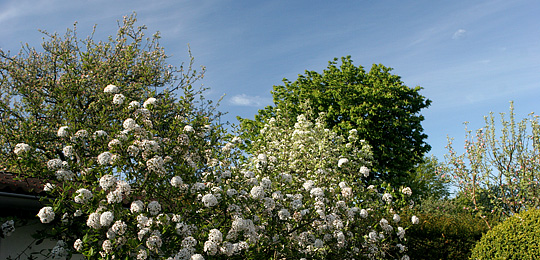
[239,56,431,185]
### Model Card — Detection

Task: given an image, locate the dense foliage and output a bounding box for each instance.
[238,56,432,186]
[406,197,492,259]
[470,208,540,259]
[1,16,418,260]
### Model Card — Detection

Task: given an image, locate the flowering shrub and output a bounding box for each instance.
[8,85,418,259]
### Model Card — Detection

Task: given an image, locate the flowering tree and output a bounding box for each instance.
[16,91,418,259]
[0,14,213,175]
[445,102,540,228]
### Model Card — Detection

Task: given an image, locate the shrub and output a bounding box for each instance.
[470,208,540,259]
[406,198,492,259]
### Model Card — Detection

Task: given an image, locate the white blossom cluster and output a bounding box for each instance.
[14,143,31,156]
[30,87,416,260]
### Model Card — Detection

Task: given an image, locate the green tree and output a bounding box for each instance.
[239,56,431,185]
[409,155,451,200]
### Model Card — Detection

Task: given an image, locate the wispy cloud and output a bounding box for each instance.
[452,29,466,39]
[229,94,271,107]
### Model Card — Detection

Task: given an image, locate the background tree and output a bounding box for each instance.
[445,102,540,228]
[238,56,432,186]
[409,155,451,201]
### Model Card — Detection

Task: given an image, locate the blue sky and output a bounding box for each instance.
[1,0,539,164]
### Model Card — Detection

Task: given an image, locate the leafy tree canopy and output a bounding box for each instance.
[239,56,431,185]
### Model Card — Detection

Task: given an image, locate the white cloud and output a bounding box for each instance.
[229,94,271,107]
[452,29,466,39]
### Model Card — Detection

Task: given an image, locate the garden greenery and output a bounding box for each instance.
[1,15,418,260]
[15,90,416,259]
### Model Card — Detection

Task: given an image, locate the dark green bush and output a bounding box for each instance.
[470,208,540,259]
[406,198,492,260]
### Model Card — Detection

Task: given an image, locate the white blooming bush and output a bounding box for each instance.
[11,85,418,259]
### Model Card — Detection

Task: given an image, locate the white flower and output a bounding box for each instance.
[278,208,290,220]
[147,156,165,174]
[204,240,218,255]
[74,129,88,139]
[100,211,114,227]
[397,226,405,239]
[93,130,108,138]
[191,254,204,260]
[360,166,370,177]
[261,177,272,189]
[127,145,140,157]
[227,189,237,197]
[123,118,139,131]
[181,236,197,248]
[44,183,55,192]
[111,220,127,235]
[97,152,113,165]
[143,97,157,108]
[170,176,183,187]
[401,255,410,260]
[338,158,349,167]
[108,139,121,150]
[99,175,117,190]
[74,188,93,204]
[87,212,101,229]
[102,239,113,254]
[341,187,353,197]
[37,207,55,223]
[250,186,265,200]
[402,187,413,196]
[131,200,145,213]
[62,145,74,158]
[116,180,131,195]
[303,180,315,192]
[104,84,119,93]
[107,190,122,204]
[382,193,393,204]
[368,231,379,242]
[137,249,148,260]
[148,201,161,215]
[359,209,368,218]
[310,187,324,198]
[184,125,194,132]
[208,228,223,243]
[411,215,419,225]
[393,214,401,223]
[113,93,125,105]
[47,159,63,170]
[202,194,218,207]
[73,239,83,251]
[129,101,140,109]
[55,169,74,181]
[257,153,267,164]
[2,220,15,237]
[57,126,69,137]
[14,143,31,156]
